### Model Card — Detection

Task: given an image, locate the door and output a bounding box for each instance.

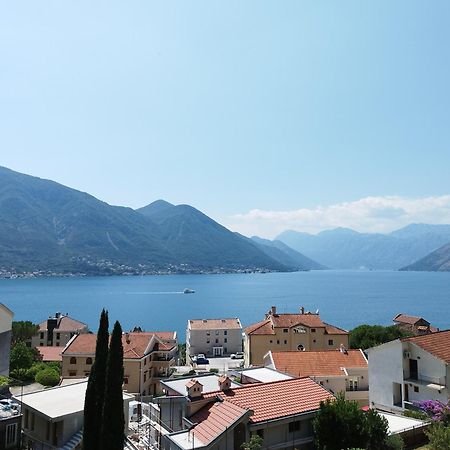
[409,359,418,380]
[213,347,223,357]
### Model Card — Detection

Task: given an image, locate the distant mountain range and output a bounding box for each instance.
[401,242,450,272]
[0,166,321,276]
[276,224,450,270]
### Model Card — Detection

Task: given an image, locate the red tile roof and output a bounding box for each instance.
[245,313,348,336]
[403,330,450,363]
[190,401,248,445]
[269,350,367,377]
[205,377,333,423]
[37,346,63,362]
[189,319,242,330]
[393,314,428,326]
[38,316,87,332]
[62,331,175,359]
[186,379,202,389]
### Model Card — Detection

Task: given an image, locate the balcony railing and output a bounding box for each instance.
[403,371,446,386]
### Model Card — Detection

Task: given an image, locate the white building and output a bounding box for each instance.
[186,318,242,358]
[0,304,13,376]
[368,330,450,412]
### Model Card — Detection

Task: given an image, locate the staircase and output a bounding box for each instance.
[60,428,83,450]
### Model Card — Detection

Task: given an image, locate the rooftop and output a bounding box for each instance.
[37,346,62,362]
[161,374,240,396]
[239,367,293,383]
[268,349,367,377]
[189,318,242,330]
[62,332,176,359]
[403,330,450,363]
[13,380,133,419]
[393,314,428,326]
[245,307,348,336]
[204,377,334,423]
[38,314,87,332]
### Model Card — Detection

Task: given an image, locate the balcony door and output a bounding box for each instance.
[409,359,418,380]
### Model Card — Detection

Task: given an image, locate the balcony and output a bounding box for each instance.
[403,371,446,390]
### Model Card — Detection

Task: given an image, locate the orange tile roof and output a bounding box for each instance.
[186,379,202,389]
[39,316,87,332]
[62,331,175,359]
[245,314,348,336]
[189,318,242,330]
[37,346,63,362]
[403,330,450,363]
[393,314,428,325]
[190,400,248,445]
[204,377,333,423]
[269,350,367,377]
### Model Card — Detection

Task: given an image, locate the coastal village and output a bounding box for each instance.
[0,304,446,449]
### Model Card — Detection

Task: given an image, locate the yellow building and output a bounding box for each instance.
[244,306,349,366]
[61,331,177,396]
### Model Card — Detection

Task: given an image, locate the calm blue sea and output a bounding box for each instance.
[0,270,449,342]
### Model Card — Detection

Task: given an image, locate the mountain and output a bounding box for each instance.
[250,236,326,270]
[276,225,450,270]
[0,166,288,275]
[401,242,450,272]
[135,201,289,270]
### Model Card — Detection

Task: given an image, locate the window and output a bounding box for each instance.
[206,331,210,336]
[277,340,280,345]
[284,340,287,344]
[215,330,219,335]
[124,377,129,384]
[313,339,316,343]
[215,338,219,344]
[269,340,273,344]
[224,338,228,343]
[297,344,305,351]
[328,339,334,346]
[224,330,228,335]
[349,380,358,391]
[311,328,316,333]
[6,423,17,445]
[288,421,301,433]
[70,357,77,365]
[224,347,227,353]
[69,371,77,377]
[207,339,210,344]
[40,332,44,339]
[414,386,419,393]
[56,333,60,340]
[86,357,93,365]
[84,371,90,376]
[283,328,288,333]
[144,373,147,382]
[144,358,147,366]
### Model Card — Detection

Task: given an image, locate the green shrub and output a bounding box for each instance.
[10,368,34,383]
[403,409,430,421]
[26,362,48,379]
[426,423,450,450]
[209,368,219,374]
[0,376,9,387]
[384,434,404,450]
[35,368,60,387]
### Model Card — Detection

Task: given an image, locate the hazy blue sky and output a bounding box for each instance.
[1,1,450,237]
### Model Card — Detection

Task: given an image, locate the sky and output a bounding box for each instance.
[1,1,450,238]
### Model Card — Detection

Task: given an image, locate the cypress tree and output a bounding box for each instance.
[83,309,109,450]
[100,320,125,450]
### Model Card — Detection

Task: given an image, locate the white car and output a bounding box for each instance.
[230,352,244,359]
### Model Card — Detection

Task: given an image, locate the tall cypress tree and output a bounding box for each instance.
[100,320,125,450]
[83,309,109,450]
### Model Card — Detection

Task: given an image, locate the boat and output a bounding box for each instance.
[183,288,195,294]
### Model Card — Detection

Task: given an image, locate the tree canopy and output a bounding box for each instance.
[349,324,412,349]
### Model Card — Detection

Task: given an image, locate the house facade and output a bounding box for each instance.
[0,304,13,377]
[264,348,369,406]
[153,376,334,450]
[61,331,178,396]
[31,312,88,348]
[368,330,450,412]
[393,314,438,336]
[14,381,133,449]
[186,318,242,359]
[244,306,349,366]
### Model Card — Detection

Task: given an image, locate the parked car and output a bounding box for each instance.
[230,352,244,359]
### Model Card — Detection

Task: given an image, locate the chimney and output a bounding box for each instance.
[186,380,203,399]
[47,316,58,345]
[300,306,305,314]
[125,333,131,344]
[218,375,232,392]
[271,306,277,315]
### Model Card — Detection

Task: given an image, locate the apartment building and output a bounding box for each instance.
[14,380,133,449]
[264,347,369,405]
[244,306,349,366]
[61,331,178,396]
[186,318,242,358]
[155,376,334,450]
[368,330,450,412]
[0,304,13,377]
[31,312,88,348]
